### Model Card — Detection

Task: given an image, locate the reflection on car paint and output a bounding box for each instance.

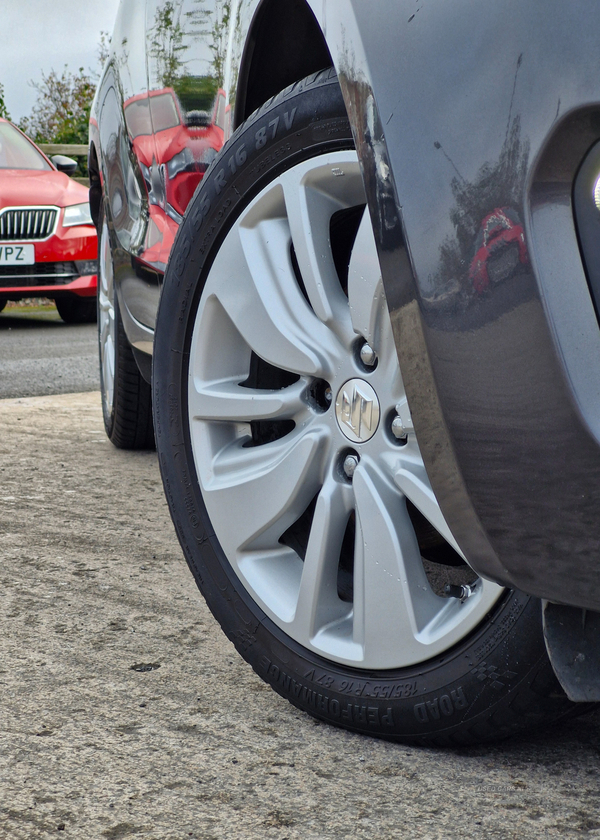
[469,207,528,293]
[93,0,241,326]
[125,85,226,226]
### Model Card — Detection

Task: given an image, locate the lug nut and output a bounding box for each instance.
[308,379,332,412]
[343,454,359,479]
[391,416,408,440]
[359,342,377,368]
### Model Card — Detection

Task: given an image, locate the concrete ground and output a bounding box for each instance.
[1,390,600,839]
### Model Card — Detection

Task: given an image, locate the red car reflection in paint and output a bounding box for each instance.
[123,88,227,267]
[469,206,529,293]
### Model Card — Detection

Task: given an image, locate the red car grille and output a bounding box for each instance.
[0,207,58,241]
[0,262,78,287]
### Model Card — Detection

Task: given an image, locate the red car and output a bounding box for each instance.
[0,119,97,322]
[469,206,529,293]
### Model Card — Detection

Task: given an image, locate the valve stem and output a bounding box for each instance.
[444,583,474,603]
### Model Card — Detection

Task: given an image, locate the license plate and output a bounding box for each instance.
[0,244,35,265]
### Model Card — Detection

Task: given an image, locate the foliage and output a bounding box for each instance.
[0,82,10,121]
[173,74,218,112]
[148,1,188,89]
[17,32,110,146]
[18,66,96,145]
[148,0,235,92]
[206,1,232,88]
[97,31,111,69]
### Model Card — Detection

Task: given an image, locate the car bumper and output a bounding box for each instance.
[341,0,600,610]
[0,223,97,299]
[0,273,97,298]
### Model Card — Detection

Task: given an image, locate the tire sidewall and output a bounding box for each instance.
[153,72,563,743]
[97,203,113,434]
[97,204,130,440]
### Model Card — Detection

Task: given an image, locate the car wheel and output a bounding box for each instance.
[0,299,6,313]
[55,295,97,324]
[98,207,154,449]
[153,70,580,744]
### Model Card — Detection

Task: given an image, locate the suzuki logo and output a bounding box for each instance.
[335,379,380,443]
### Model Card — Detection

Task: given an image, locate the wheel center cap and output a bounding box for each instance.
[335,379,380,443]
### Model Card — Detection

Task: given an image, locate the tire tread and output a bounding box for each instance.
[97,205,155,451]
[107,305,154,449]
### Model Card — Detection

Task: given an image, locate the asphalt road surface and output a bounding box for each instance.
[1,312,600,839]
[0,305,98,398]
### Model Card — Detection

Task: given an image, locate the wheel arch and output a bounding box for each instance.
[233,0,333,128]
[87,140,101,232]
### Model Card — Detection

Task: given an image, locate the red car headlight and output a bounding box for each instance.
[63,202,93,227]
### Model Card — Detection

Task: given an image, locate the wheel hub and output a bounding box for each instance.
[335,378,380,443]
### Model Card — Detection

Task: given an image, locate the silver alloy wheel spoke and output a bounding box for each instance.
[279,160,359,345]
[189,150,503,669]
[199,425,330,552]
[98,220,115,411]
[393,461,465,557]
[352,460,440,668]
[208,212,343,379]
[347,208,388,349]
[188,376,306,423]
[291,472,354,640]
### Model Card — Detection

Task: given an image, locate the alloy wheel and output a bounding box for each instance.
[187,150,503,670]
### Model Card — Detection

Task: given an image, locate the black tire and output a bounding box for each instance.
[153,69,581,744]
[97,205,154,449]
[55,295,97,324]
[0,299,6,313]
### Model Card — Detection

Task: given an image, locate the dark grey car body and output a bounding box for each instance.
[90,0,600,613]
